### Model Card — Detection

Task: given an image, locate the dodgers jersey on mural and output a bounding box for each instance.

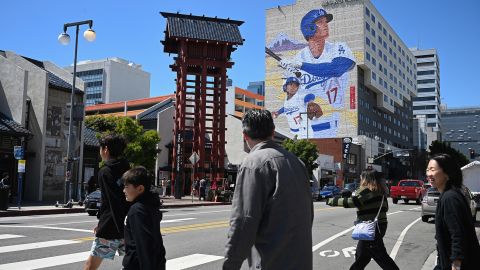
[277,90,315,137]
[292,41,355,138]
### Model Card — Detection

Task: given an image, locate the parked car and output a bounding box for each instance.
[310,180,319,201]
[318,185,341,201]
[390,179,427,204]
[421,186,477,222]
[84,190,101,216]
[341,182,360,198]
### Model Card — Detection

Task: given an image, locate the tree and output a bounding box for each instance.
[282,137,319,178]
[428,140,469,167]
[85,115,160,171]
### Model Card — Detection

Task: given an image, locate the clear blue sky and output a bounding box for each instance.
[2,0,479,108]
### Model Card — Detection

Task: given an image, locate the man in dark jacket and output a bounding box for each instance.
[223,110,314,270]
[122,166,166,270]
[84,134,130,270]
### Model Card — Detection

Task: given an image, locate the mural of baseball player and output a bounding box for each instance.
[272,77,323,138]
[279,8,356,138]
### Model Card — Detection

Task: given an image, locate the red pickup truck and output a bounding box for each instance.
[390,179,427,205]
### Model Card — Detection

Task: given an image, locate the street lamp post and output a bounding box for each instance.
[58,20,96,206]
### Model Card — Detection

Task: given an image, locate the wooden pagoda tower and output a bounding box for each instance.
[161,12,244,197]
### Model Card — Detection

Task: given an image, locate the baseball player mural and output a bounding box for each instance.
[266,8,357,139]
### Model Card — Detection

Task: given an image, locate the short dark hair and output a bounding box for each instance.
[122,166,152,191]
[242,110,275,140]
[99,134,126,158]
[429,153,463,189]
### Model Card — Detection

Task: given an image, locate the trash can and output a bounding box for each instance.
[0,186,10,210]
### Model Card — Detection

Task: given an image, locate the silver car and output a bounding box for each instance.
[421,186,477,222]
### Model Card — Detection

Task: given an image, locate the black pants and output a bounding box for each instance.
[350,223,399,270]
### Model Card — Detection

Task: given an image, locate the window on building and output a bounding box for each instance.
[371,43,376,52]
[366,37,370,46]
[383,41,387,49]
[413,96,436,101]
[393,39,397,47]
[418,79,436,84]
[417,62,434,67]
[378,22,382,30]
[383,28,387,36]
[365,7,370,16]
[417,70,435,76]
[366,22,370,31]
[427,114,437,118]
[371,29,376,37]
[417,87,436,93]
[413,105,436,110]
[372,71,377,81]
[372,57,376,66]
[347,154,357,165]
[378,49,383,58]
[427,123,437,127]
[371,14,376,23]
[366,51,371,61]
[416,54,435,59]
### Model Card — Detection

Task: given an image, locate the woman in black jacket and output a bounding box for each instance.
[427,154,480,270]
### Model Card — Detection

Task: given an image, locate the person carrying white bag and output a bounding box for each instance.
[327,169,399,270]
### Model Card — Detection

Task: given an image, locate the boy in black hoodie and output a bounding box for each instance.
[122,166,166,270]
[84,134,130,270]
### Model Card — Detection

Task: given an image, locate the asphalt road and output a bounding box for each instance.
[0,200,478,269]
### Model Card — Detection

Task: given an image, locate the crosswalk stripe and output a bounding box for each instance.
[0,234,24,240]
[166,254,223,270]
[0,240,80,254]
[0,251,90,269]
[0,252,223,270]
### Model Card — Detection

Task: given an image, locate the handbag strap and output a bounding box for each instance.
[374,195,385,220]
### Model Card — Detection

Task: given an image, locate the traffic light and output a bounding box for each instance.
[470,149,476,159]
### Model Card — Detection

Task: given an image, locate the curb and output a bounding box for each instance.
[0,202,231,217]
[161,202,231,209]
[0,207,85,217]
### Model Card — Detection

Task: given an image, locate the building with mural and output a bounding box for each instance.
[266,0,417,183]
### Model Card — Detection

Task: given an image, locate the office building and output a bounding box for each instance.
[441,107,480,160]
[247,81,265,97]
[411,48,441,148]
[65,57,150,106]
[265,0,418,183]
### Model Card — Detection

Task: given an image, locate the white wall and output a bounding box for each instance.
[106,60,150,103]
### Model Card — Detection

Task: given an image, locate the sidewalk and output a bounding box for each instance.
[0,196,230,217]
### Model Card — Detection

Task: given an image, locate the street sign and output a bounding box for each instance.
[18,160,26,173]
[189,152,199,164]
[367,157,374,164]
[13,146,24,160]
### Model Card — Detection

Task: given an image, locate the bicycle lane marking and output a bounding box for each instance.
[389,217,421,260]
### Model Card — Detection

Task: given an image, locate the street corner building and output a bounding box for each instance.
[0,50,85,202]
[265,0,422,186]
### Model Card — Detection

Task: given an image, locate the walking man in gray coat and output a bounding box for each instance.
[223,110,314,270]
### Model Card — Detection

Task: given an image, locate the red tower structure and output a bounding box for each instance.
[161,12,243,198]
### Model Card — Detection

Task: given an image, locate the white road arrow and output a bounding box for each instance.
[319,250,340,257]
[342,246,356,258]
